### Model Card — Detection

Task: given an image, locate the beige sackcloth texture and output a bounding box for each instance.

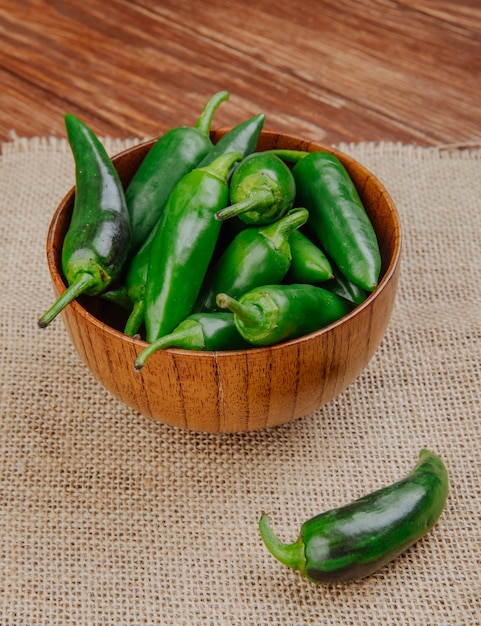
[1,136,480,626]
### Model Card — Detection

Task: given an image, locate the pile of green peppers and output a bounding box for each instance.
[39,90,382,371]
[38,93,449,586]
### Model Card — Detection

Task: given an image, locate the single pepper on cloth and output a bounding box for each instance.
[144,151,243,343]
[125,90,229,256]
[266,149,381,292]
[215,152,296,225]
[216,283,351,347]
[195,208,309,312]
[259,449,449,584]
[38,113,131,328]
[134,312,248,370]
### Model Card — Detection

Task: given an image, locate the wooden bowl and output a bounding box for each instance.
[45,131,401,433]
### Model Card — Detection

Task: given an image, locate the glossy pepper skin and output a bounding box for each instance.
[125,91,229,256]
[294,151,381,291]
[215,152,296,225]
[216,283,351,347]
[259,449,449,584]
[195,208,308,312]
[134,312,248,370]
[38,113,131,328]
[285,230,333,284]
[144,151,243,342]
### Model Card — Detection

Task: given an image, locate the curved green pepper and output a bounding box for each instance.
[125,91,229,256]
[134,312,248,370]
[144,151,243,342]
[216,283,350,346]
[259,449,448,584]
[39,113,131,328]
[215,152,296,225]
[195,208,308,312]
[285,230,334,284]
[294,151,380,291]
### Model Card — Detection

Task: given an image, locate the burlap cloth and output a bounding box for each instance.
[1,135,480,626]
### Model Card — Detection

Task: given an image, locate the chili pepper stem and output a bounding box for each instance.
[259,208,309,248]
[215,293,261,327]
[215,188,275,221]
[124,300,146,337]
[134,326,199,371]
[258,514,306,573]
[199,151,243,180]
[38,272,97,328]
[194,91,229,136]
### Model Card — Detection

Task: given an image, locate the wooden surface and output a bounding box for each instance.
[1,0,480,147]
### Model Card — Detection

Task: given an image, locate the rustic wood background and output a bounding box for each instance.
[1,0,480,146]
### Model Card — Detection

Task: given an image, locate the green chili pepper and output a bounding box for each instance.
[215,152,296,225]
[285,230,334,284]
[259,449,449,584]
[100,220,158,336]
[266,149,381,292]
[324,261,368,307]
[134,312,248,370]
[216,283,350,346]
[197,113,266,169]
[195,208,309,313]
[125,91,229,256]
[144,151,243,342]
[38,114,131,328]
[122,223,158,337]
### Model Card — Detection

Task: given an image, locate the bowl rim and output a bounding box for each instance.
[46,131,402,359]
